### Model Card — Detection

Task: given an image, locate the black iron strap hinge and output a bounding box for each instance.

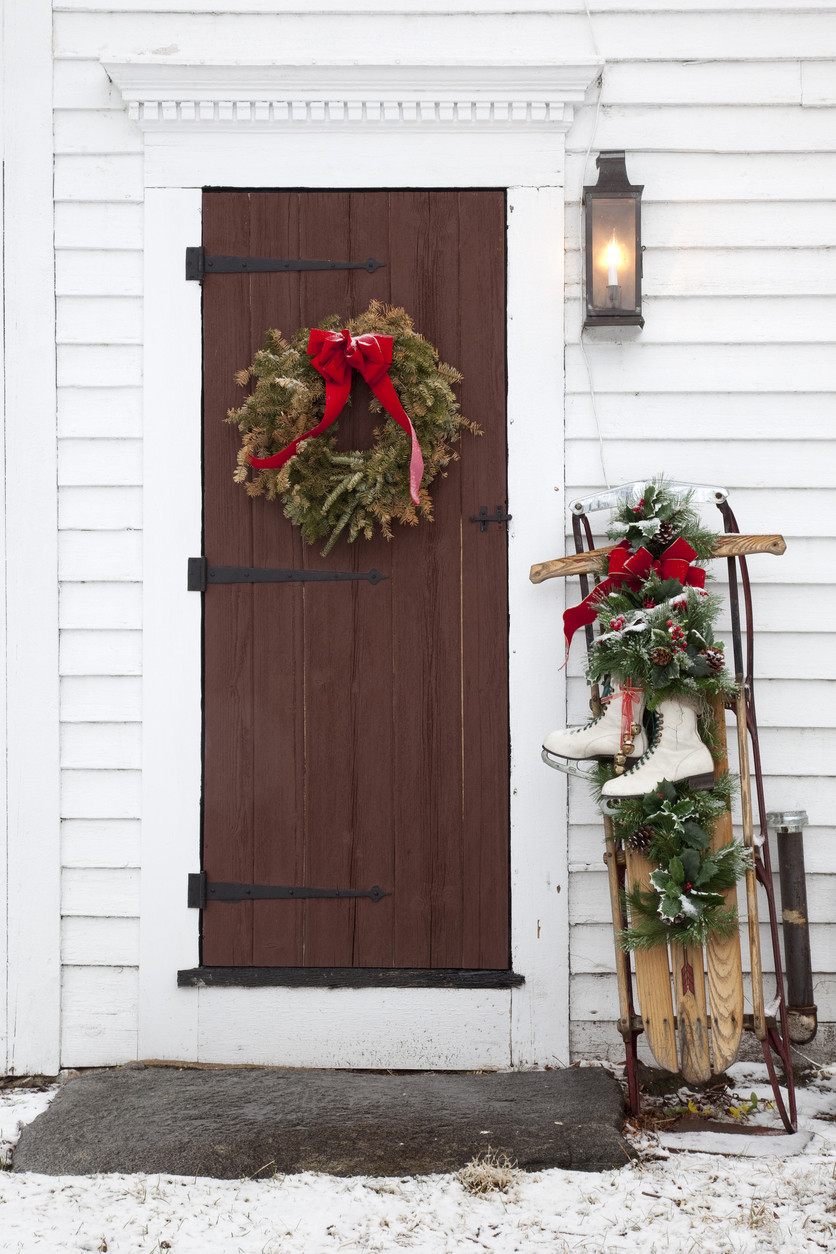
[469,505,512,532]
[188,872,390,908]
[186,247,385,282]
[188,556,387,592]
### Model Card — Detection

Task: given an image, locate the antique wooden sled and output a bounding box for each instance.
[534,481,797,1132]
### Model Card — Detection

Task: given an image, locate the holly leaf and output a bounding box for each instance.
[668,856,685,885]
[680,848,701,884]
[682,820,710,849]
[656,578,686,601]
[688,654,712,678]
[658,779,678,804]
[659,895,684,919]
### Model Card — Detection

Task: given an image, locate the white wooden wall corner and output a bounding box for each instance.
[110,57,601,1068]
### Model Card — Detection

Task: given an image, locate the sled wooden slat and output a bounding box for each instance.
[529,535,786,584]
[670,941,712,1083]
[737,686,766,1041]
[704,694,745,1072]
[624,847,678,1073]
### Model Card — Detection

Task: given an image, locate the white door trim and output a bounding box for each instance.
[129,59,599,1068]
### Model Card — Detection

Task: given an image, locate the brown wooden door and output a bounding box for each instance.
[201,190,509,970]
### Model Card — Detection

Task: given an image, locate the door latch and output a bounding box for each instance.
[469,505,512,532]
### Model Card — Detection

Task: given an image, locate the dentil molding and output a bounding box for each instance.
[103,61,601,132]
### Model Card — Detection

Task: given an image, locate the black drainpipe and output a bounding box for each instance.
[767,810,817,1044]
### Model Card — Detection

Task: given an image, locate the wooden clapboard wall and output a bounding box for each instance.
[49,6,836,1066]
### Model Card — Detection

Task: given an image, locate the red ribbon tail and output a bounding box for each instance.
[249,379,350,469]
[367,373,424,505]
[562,577,620,651]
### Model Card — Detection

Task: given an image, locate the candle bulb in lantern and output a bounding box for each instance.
[607,232,619,286]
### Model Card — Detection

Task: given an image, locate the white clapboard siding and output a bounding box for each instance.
[62,867,141,916]
[566,297,836,345]
[54,156,144,204]
[58,438,143,486]
[61,722,142,769]
[57,297,143,345]
[569,104,836,155]
[56,249,143,296]
[58,343,143,388]
[62,819,141,869]
[59,631,142,677]
[62,916,140,966]
[565,396,836,443]
[58,387,143,438]
[52,11,836,60]
[565,152,836,201]
[566,248,836,299]
[59,486,143,530]
[61,966,138,1067]
[58,530,142,582]
[54,58,126,111]
[61,769,142,820]
[60,676,142,722]
[596,60,806,107]
[566,343,836,393]
[59,583,143,630]
[55,202,144,251]
[566,441,836,489]
[54,109,144,155]
[566,202,836,251]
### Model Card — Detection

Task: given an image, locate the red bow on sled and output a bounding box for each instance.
[563,536,706,651]
[248,328,424,506]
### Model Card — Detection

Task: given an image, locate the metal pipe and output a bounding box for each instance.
[767,810,817,1044]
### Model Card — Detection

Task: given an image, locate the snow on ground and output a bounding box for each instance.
[0,1063,835,1253]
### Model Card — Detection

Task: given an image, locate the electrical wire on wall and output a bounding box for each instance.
[579,2,611,489]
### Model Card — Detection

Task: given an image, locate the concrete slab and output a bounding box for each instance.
[13,1064,634,1178]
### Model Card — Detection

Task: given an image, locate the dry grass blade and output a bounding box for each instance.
[456,1149,519,1195]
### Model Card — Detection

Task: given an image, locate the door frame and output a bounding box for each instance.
[125,59,600,1068]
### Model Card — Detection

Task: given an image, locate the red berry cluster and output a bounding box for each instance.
[609,615,627,632]
[632,498,645,514]
[643,597,656,608]
[666,619,688,652]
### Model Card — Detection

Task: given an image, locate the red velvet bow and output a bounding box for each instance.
[249,328,424,505]
[563,537,706,651]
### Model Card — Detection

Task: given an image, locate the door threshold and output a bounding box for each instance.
[178,967,525,989]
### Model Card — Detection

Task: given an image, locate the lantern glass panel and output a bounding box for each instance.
[589,197,637,313]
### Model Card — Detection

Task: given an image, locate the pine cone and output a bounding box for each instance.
[657,519,675,545]
[662,913,686,928]
[628,824,654,851]
[700,647,725,675]
[650,646,673,667]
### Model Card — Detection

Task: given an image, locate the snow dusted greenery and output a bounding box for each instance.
[587,480,736,710]
[2,1063,836,1252]
[603,776,750,953]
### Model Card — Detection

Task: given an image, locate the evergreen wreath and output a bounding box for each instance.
[228,302,478,555]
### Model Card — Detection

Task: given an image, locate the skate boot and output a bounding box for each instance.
[601,697,714,799]
[543,683,648,768]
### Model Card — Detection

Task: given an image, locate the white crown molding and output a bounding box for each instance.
[103,60,600,132]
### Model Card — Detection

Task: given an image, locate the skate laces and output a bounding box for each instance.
[625,709,662,773]
[601,679,643,748]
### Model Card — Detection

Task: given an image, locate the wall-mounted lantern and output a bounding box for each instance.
[583,151,644,329]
